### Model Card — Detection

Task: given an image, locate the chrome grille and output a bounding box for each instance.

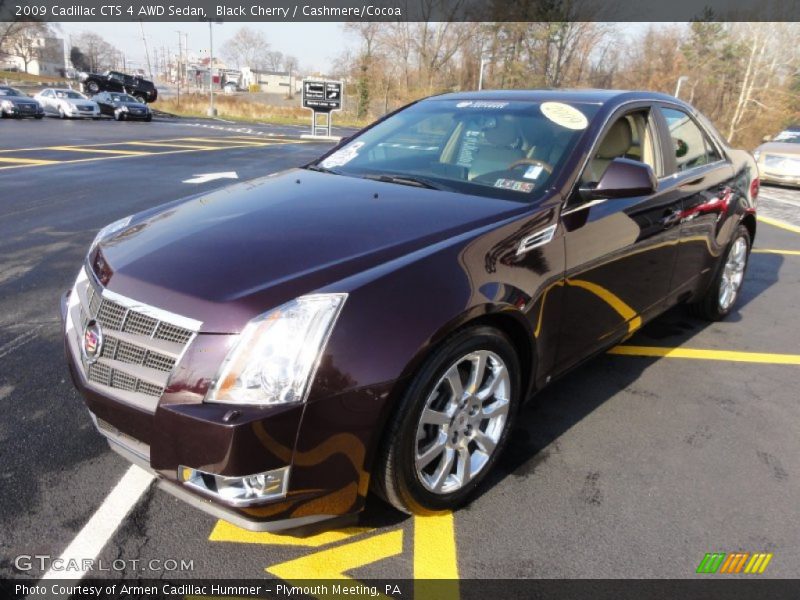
[66,266,201,411]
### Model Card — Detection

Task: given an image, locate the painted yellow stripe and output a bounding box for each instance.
[0,135,294,154]
[126,141,219,150]
[414,512,459,600]
[183,136,270,146]
[0,156,57,165]
[0,142,283,171]
[758,215,800,234]
[266,529,403,594]
[208,519,370,548]
[48,146,151,156]
[610,346,800,365]
[752,248,800,256]
[414,512,459,579]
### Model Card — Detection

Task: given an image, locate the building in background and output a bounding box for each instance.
[1,35,65,77]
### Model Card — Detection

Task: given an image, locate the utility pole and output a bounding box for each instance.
[139,21,153,81]
[176,30,183,106]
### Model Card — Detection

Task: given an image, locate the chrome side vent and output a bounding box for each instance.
[516,224,557,256]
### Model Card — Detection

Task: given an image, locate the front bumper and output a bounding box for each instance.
[60,285,384,530]
[760,171,800,187]
[2,105,44,117]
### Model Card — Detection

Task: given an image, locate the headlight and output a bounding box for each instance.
[89,215,132,254]
[206,294,347,406]
[120,105,129,112]
[1,100,13,109]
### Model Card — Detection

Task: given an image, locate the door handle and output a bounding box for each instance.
[659,208,682,228]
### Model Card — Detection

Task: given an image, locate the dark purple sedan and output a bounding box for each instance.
[62,90,759,531]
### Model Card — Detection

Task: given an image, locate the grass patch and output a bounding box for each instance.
[153,93,368,128]
[0,70,68,85]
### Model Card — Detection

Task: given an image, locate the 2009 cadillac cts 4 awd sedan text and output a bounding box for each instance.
[61,90,758,531]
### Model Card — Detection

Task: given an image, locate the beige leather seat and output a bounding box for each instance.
[588,119,633,182]
[469,118,526,179]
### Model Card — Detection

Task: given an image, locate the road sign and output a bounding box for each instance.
[302,79,343,112]
[302,79,343,137]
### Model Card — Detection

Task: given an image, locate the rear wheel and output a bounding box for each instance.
[374,326,520,514]
[84,81,100,94]
[689,224,751,320]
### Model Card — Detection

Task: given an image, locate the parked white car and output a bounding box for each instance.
[34,88,101,119]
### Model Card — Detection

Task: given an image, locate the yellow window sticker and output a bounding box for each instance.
[540,102,588,130]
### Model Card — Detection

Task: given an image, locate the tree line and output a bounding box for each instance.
[337,22,800,148]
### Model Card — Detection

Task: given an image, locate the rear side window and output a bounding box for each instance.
[660,107,721,172]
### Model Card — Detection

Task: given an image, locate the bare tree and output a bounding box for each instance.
[73,32,116,72]
[2,22,52,73]
[221,26,270,70]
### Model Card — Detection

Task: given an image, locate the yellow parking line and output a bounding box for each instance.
[182,137,270,146]
[758,215,800,234]
[48,146,151,156]
[610,345,800,365]
[414,512,459,578]
[0,142,286,171]
[752,248,800,256]
[0,135,290,154]
[126,141,218,150]
[0,157,57,165]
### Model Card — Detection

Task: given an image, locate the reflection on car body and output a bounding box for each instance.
[61,89,758,531]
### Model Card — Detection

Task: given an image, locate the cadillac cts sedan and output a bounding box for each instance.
[35,88,100,119]
[753,126,800,186]
[61,90,758,531]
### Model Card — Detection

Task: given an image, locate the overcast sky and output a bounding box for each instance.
[57,22,349,74]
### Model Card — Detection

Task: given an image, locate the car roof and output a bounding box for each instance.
[427,89,682,107]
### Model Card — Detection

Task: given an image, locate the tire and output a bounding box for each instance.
[689,224,751,321]
[145,114,152,122]
[58,107,66,119]
[35,115,43,119]
[114,111,124,121]
[85,81,100,94]
[374,326,521,514]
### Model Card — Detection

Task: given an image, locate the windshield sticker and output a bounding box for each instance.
[523,165,544,180]
[456,130,481,167]
[540,102,588,130]
[320,142,364,168]
[456,101,509,109]
[494,178,534,193]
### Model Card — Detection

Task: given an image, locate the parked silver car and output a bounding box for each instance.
[34,88,101,119]
[0,86,44,119]
[753,127,800,187]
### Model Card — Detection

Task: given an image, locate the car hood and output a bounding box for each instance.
[97,169,527,333]
[757,142,800,156]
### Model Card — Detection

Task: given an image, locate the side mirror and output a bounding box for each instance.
[579,158,657,201]
[762,135,771,143]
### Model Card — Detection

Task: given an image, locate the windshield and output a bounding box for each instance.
[0,87,23,97]
[773,129,800,144]
[111,94,137,102]
[55,90,86,100]
[313,99,598,202]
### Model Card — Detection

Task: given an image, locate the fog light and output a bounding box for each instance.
[178,465,289,506]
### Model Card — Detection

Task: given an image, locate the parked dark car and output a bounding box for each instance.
[80,70,158,103]
[94,92,153,121]
[0,86,44,118]
[61,90,758,531]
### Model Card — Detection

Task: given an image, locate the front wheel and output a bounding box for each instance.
[374,326,520,514]
[689,224,751,320]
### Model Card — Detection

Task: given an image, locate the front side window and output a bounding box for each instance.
[581,109,659,184]
[660,107,721,172]
[0,87,23,97]
[312,99,600,202]
[55,91,86,100]
[773,129,800,144]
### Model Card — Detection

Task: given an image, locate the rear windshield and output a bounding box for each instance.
[314,99,599,203]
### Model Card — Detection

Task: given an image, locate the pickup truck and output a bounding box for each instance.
[80,71,158,103]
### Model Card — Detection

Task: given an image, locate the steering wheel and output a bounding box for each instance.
[508,158,554,175]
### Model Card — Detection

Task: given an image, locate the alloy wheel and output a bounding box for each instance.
[414,350,510,494]
[719,236,747,311]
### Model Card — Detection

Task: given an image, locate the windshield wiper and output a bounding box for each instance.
[305,164,340,175]
[362,173,446,190]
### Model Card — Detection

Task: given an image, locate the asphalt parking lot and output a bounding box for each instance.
[1,117,799,586]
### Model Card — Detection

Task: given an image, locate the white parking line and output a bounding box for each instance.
[40,465,154,580]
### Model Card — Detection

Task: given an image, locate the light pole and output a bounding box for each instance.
[207,21,220,117]
[675,75,689,99]
[478,57,490,90]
